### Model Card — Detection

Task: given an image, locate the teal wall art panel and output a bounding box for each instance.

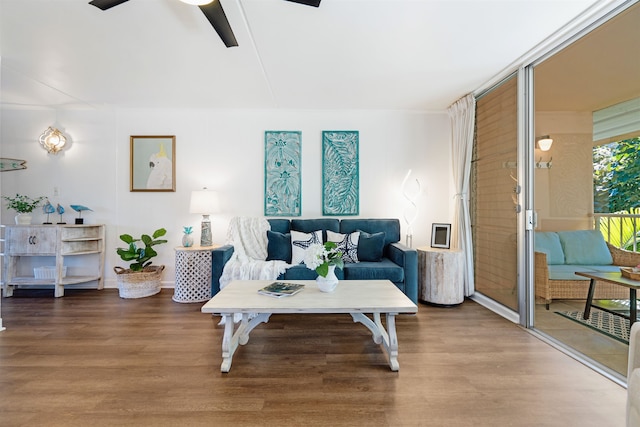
[264,131,302,216]
[322,130,359,216]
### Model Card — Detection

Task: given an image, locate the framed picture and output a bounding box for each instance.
[264,131,302,216]
[130,135,176,192]
[322,130,359,216]
[431,223,451,249]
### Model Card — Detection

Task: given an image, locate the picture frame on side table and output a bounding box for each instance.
[431,223,451,249]
[130,135,176,192]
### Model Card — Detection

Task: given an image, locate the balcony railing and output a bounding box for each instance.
[593,212,640,251]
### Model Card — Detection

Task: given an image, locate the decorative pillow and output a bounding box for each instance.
[291,230,322,265]
[534,232,565,265]
[557,230,613,265]
[357,230,386,262]
[326,230,360,263]
[266,230,291,263]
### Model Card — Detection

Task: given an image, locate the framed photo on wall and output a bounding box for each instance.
[322,130,359,216]
[431,223,451,249]
[130,135,176,192]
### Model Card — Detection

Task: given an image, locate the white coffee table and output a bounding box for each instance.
[201,279,418,373]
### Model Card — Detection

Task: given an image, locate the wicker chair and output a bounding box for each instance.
[535,243,640,308]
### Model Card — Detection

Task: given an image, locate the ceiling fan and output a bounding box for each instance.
[88,0,321,48]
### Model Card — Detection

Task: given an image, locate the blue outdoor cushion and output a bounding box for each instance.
[358,230,386,262]
[534,232,565,265]
[557,230,613,265]
[266,230,291,263]
[547,265,596,280]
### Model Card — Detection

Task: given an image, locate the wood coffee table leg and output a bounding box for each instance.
[351,312,400,371]
[220,312,271,373]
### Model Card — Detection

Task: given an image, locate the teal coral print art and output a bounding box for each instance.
[322,131,359,216]
[265,131,302,216]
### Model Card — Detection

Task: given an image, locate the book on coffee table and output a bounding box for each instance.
[258,282,305,298]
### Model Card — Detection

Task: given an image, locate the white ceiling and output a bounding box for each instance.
[0,0,603,111]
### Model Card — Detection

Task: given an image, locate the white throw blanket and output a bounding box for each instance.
[219,217,290,289]
[218,217,290,324]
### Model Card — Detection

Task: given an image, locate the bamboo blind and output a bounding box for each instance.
[472,76,518,310]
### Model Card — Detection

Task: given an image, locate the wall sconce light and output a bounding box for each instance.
[39,127,67,154]
[536,135,553,151]
[189,188,220,247]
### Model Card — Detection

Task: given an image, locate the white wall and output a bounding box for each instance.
[1,107,452,288]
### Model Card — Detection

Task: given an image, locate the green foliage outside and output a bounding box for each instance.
[593,137,640,213]
[594,137,640,251]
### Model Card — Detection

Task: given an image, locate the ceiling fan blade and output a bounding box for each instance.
[88,0,130,10]
[199,1,238,48]
[284,0,321,7]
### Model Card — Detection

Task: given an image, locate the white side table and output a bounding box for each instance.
[173,245,216,303]
[417,246,464,306]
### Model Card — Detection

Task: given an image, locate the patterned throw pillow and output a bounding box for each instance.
[291,230,322,265]
[326,230,360,263]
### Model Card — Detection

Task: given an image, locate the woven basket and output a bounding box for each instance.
[114,265,164,299]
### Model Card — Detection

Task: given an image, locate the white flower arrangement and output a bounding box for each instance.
[304,241,344,277]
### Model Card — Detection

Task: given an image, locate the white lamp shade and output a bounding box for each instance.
[190,189,220,214]
[537,136,553,151]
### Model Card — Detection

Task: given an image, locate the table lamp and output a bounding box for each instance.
[189,188,220,247]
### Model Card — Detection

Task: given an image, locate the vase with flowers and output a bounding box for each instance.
[304,241,344,292]
[2,193,45,224]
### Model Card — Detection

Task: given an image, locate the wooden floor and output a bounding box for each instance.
[0,289,626,427]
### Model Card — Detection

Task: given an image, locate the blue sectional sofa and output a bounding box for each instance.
[211,218,418,303]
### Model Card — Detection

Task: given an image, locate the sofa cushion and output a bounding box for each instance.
[291,230,322,265]
[281,264,345,281]
[357,230,386,262]
[547,265,597,281]
[291,219,340,242]
[266,230,291,263]
[534,232,565,265]
[340,219,400,246]
[267,219,291,234]
[557,230,613,265]
[343,258,404,282]
[584,265,624,273]
[327,230,360,263]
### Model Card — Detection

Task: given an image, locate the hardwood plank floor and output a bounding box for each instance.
[0,289,626,426]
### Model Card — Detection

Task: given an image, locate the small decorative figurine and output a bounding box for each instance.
[70,204,92,224]
[182,226,194,247]
[56,204,66,224]
[42,199,55,224]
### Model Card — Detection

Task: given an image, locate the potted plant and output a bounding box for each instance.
[114,228,168,298]
[304,241,344,293]
[2,193,45,224]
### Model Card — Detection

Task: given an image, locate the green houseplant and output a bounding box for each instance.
[2,193,46,224]
[114,228,168,298]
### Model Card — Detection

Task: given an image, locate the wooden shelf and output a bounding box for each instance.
[2,224,105,298]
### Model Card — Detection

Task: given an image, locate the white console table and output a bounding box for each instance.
[417,246,464,306]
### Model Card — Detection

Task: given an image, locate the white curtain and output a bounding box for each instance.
[448,94,476,296]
